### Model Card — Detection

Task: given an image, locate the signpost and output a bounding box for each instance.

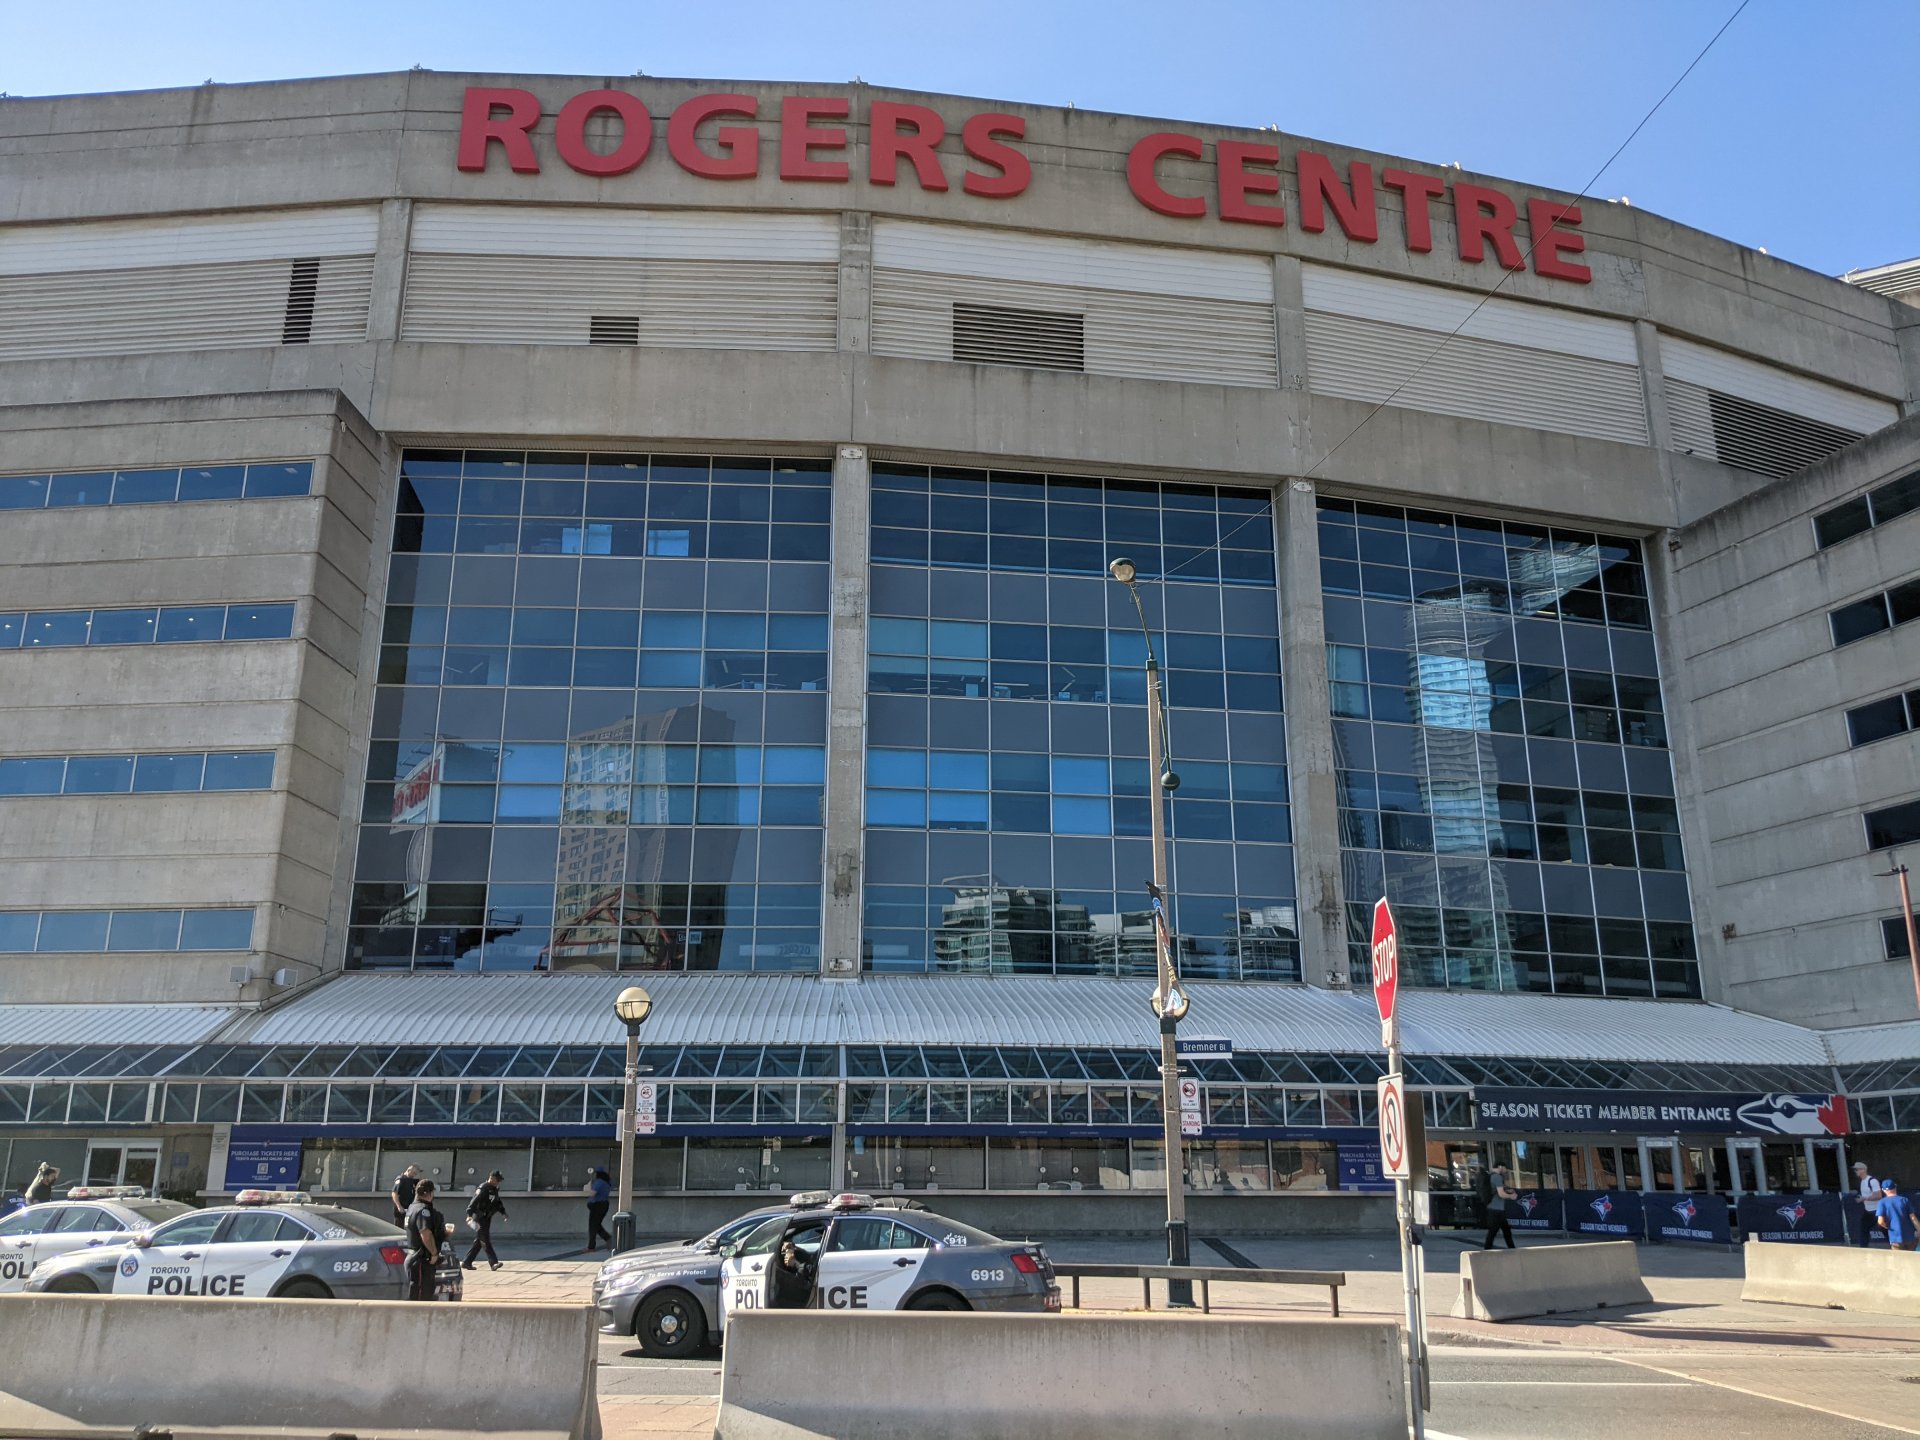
[634,1081,658,1137]
[1178,1076,1203,1138]
[1373,897,1427,1434]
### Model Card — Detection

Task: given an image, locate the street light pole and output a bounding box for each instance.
[611,985,654,1254]
[1110,557,1193,1308]
[1877,858,1920,1010]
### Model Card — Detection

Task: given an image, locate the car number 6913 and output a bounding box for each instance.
[970,1268,1006,1283]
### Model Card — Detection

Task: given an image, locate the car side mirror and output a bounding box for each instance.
[718,1242,739,1259]
[132,1233,153,1248]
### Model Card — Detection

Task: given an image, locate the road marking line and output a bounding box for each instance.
[1431,1379,1684,1386]
[1601,1355,1920,1437]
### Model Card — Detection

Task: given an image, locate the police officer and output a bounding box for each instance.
[404,1179,448,1301]
[463,1170,507,1272]
[769,1237,816,1309]
[390,1164,422,1226]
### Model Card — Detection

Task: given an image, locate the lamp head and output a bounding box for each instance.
[1107,556,1138,585]
[613,985,654,1027]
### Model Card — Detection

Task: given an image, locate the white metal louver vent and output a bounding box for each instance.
[1301,266,1649,446]
[401,206,839,351]
[1660,334,1897,478]
[0,208,379,361]
[871,220,1276,388]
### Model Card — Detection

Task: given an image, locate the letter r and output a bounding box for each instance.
[458,87,542,174]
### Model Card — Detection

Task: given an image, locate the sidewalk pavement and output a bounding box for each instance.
[456,1231,1920,1439]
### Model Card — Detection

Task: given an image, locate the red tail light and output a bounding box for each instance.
[1011,1253,1041,1274]
[379,1245,407,1266]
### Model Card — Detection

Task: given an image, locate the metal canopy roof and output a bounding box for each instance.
[1824,1019,1920,1066]
[206,973,1842,1067]
[0,1004,236,1048]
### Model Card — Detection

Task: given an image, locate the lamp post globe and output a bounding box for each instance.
[611,985,654,1253]
[1108,556,1137,584]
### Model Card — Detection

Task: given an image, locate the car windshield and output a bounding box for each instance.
[733,1215,796,1258]
[126,1201,192,1224]
[298,1206,403,1238]
[700,1212,781,1251]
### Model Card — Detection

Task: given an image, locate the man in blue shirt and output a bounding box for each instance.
[584,1168,614,1254]
[1876,1178,1916,1252]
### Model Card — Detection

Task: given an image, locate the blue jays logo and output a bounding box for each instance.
[1589,1196,1612,1221]
[119,1255,139,1277]
[1775,1201,1806,1229]
[1517,1194,1539,1217]
[1672,1198,1697,1224]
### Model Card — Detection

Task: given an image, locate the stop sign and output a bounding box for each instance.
[1370,897,1399,1046]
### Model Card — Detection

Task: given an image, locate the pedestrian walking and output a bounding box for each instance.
[403,1179,449,1301]
[1852,1161,1886,1247]
[584,1168,613,1253]
[23,1163,59,1206]
[1876,1178,1916,1253]
[390,1164,423,1226]
[1482,1165,1517,1250]
[463,1170,508,1271]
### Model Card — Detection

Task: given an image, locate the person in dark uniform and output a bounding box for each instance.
[463,1171,508,1271]
[769,1236,817,1309]
[584,1169,613,1253]
[23,1163,58,1206]
[390,1164,422,1226]
[404,1180,448,1301]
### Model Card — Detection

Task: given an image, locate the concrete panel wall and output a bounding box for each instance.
[1670,412,1920,1026]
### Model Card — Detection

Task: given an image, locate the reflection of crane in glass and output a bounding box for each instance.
[542,886,685,971]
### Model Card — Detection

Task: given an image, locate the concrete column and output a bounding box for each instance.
[365,198,413,344]
[1272,255,1309,393]
[1632,320,1676,454]
[821,442,873,974]
[1278,479,1349,987]
[1893,297,1920,418]
[838,213,872,354]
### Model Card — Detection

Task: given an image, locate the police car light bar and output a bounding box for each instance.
[234,1189,312,1206]
[789,1190,833,1209]
[64,1185,146,1200]
[829,1193,877,1211]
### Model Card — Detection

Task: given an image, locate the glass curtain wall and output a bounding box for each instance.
[348,450,833,971]
[862,465,1297,979]
[1317,499,1698,998]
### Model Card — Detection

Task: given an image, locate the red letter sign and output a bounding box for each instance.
[781,97,851,181]
[1527,198,1592,283]
[668,94,760,179]
[1454,183,1525,270]
[1380,168,1444,253]
[1217,140,1285,227]
[1371,897,1399,1047]
[457,87,542,174]
[870,101,949,191]
[961,114,1030,198]
[1297,152,1378,243]
[1127,132,1207,218]
[554,90,652,177]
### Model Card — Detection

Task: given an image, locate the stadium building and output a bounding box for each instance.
[0,73,1917,1232]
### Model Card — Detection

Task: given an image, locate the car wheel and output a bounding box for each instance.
[906,1290,969,1311]
[636,1288,707,1358]
[276,1278,332,1300]
[46,1276,98,1294]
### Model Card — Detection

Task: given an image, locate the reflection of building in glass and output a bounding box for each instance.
[934,880,1091,974]
[1228,904,1300,977]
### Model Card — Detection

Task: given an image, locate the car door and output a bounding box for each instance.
[112,1209,225,1295]
[30,1204,124,1272]
[718,1214,790,1333]
[813,1215,931,1313]
[202,1211,312,1298]
[0,1207,61,1291]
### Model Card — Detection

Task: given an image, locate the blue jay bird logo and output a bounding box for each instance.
[1775,1201,1806,1229]
[1590,1195,1612,1221]
[1672,1198,1697,1224]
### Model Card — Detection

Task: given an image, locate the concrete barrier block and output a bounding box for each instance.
[1742,1239,1920,1317]
[716,1311,1405,1440]
[0,1294,600,1439]
[1451,1241,1653,1322]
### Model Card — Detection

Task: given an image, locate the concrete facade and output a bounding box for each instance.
[0,72,1917,1213]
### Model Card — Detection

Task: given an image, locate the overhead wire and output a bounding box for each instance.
[1158,0,1753,582]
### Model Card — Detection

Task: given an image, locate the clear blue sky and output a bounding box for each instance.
[6,0,1915,277]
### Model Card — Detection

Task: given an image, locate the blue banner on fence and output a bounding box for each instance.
[1650,1192,1733,1245]
[1565,1189,1644,1238]
[1737,1192,1844,1244]
[1505,1190,1564,1231]
[224,1140,303,1191]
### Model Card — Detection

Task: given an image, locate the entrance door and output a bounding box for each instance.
[1806,1140,1845,1194]
[1637,1139,1682,1192]
[84,1143,160,1190]
[1728,1139,1764,1196]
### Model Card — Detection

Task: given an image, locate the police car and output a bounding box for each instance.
[717,1193,1059,1332]
[23,1190,411,1300]
[595,1192,956,1357]
[0,1187,193,1293]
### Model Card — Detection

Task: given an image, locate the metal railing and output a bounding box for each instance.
[1053,1262,1346,1316]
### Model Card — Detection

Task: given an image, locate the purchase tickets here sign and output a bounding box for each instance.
[456,86,1594,285]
